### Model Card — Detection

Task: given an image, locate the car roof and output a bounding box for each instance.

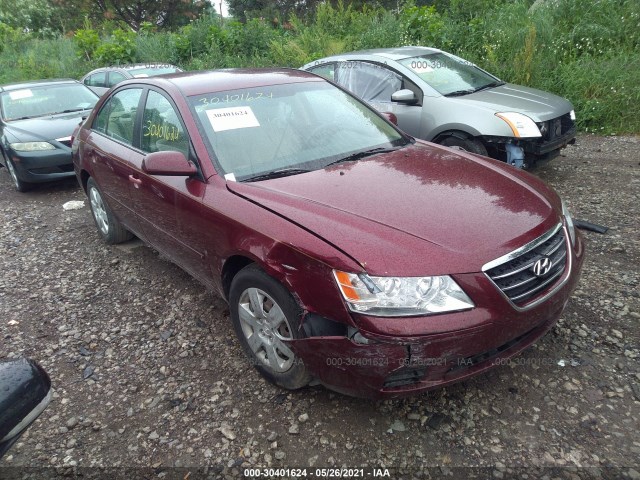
[121,63,181,71]
[85,63,181,74]
[0,79,80,92]
[313,46,442,62]
[122,68,324,96]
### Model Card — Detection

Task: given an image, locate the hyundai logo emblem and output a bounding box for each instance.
[532,257,552,277]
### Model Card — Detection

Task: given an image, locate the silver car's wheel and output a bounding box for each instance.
[238,287,295,373]
[439,136,488,157]
[229,264,311,390]
[86,178,133,244]
[4,157,31,192]
[89,185,109,236]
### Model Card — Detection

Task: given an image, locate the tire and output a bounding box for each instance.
[3,154,31,192]
[86,178,133,244]
[229,264,311,390]
[439,136,488,156]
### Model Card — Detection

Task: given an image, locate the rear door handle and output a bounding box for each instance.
[128,175,142,187]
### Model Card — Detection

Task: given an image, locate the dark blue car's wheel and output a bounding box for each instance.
[3,155,31,192]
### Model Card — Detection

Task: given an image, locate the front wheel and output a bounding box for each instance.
[438,136,488,156]
[229,264,311,390]
[87,178,133,244]
[3,156,31,192]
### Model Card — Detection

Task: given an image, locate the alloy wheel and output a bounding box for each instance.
[237,287,295,373]
[89,186,109,236]
[5,159,20,190]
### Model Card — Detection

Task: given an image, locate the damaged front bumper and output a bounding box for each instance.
[484,116,577,165]
[288,231,585,399]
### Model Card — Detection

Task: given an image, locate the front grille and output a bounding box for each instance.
[445,326,534,378]
[383,367,427,388]
[485,225,567,306]
[539,113,574,141]
[29,164,74,174]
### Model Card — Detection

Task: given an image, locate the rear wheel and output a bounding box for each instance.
[229,264,311,390]
[3,155,31,192]
[438,136,488,156]
[87,178,133,244]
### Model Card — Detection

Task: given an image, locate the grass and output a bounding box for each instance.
[0,0,638,133]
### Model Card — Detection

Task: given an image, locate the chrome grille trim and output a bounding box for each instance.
[510,266,563,301]
[482,223,572,311]
[483,223,562,272]
[490,231,566,280]
[56,136,72,148]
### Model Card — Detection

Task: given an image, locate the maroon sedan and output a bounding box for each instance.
[72,69,584,398]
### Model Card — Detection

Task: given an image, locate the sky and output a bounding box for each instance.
[212,0,230,17]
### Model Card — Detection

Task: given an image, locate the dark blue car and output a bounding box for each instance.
[0,79,98,191]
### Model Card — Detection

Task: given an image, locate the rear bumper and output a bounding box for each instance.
[290,231,585,399]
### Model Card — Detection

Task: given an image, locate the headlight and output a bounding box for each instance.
[9,141,56,152]
[570,110,576,121]
[562,199,576,246]
[495,112,541,138]
[333,270,474,317]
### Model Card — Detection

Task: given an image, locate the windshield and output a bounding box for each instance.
[129,66,181,77]
[0,84,98,121]
[190,82,408,182]
[399,52,501,96]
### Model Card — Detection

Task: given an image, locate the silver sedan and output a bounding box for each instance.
[302,46,576,168]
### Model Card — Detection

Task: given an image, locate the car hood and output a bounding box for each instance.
[456,84,573,121]
[227,143,561,276]
[4,111,89,143]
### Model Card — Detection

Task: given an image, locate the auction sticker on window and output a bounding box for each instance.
[206,106,260,132]
[9,89,33,100]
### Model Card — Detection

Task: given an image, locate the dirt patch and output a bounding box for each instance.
[0,135,638,478]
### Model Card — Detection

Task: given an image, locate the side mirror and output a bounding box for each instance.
[142,151,197,176]
[380,112,398,125]
[391,89,418,105]
[0,359,52,459]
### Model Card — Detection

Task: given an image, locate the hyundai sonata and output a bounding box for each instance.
[72,69,584,398]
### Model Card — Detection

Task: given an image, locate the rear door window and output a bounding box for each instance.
[308,63,336,81]
[85,72,107,88]
[107,72,127,87]
[335,61,402,104]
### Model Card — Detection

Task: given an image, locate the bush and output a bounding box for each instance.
[0,0,637,133]
[0,37,86,83]
[94,29,136,65]
[74,28,100,60]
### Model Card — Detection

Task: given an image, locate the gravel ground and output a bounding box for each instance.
[0,134,638,479]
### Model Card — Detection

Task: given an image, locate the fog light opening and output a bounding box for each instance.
[347,326,371,345]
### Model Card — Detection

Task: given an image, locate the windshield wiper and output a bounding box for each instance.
[60,107,91,114]
[446,81,506,97]
[9,115,41,121]
[325,146,401,168]
[444,89,476,97]
[473,81,506,93]
[243,167,311,182]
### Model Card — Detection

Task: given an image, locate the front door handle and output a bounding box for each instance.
[128,175,142,187]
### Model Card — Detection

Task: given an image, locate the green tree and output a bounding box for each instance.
[228,0,323,22]
[0,0,58,35]
[51,0,210,31]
